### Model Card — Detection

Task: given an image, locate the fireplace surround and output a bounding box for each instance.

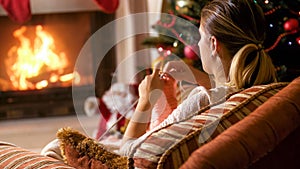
[0,0,116,120]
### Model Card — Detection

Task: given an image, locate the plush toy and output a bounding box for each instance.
[84,83,138,140]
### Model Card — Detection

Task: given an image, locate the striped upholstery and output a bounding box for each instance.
[0,141,74,169]
[132,83,288,169]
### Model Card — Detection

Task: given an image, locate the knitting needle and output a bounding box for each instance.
[97,99,139,141]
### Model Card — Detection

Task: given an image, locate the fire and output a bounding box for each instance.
[5,25,78,90]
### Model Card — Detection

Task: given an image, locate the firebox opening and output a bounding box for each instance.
[0,11,116,120]
[0,12,94,91]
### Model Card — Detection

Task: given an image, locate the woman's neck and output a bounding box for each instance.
[212,59,229,88]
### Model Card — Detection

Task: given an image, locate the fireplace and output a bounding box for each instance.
[0,2,116,120]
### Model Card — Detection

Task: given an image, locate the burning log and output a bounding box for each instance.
[25,69,78,90]
[26,71,53,84]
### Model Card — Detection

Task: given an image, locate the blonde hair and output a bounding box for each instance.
[228,44,276,89]
[201,0,277,89]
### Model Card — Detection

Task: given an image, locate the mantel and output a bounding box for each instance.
[0,0,100,16]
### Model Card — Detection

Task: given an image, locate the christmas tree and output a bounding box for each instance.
[256,0,300,81]
[143,0,300,81]
[143,0,210,71]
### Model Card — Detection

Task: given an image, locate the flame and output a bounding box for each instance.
[5,25,77,90]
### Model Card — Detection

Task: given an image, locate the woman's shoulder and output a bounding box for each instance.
[188,85,235,96]
[208,85,237,103]
[208,85,236,93]
[187,85,208,97]
[186,85,236,103]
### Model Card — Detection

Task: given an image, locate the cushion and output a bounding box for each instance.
[0,141,74,169]
[131,82,288,169]
[180,77,300,169]
[56,127,128,169]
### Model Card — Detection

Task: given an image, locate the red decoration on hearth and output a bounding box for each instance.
[94,0,119,14]
[283,18,299,32]
[0,0,31,23]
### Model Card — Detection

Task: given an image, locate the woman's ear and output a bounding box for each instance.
[210,36,219,57]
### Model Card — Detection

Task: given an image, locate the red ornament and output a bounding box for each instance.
[94,0,119,14]
[283,18,299,32]
[184,45,199,60]
[296,37,300,45]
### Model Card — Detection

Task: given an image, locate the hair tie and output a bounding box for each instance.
[257,43,264,51]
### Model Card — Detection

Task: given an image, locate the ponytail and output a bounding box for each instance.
[228,44,277,89]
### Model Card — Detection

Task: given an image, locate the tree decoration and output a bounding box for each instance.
[256,0,300,81]
[265,29,298,52]
[143,0,210,71]
[283,18,299,32]
[297,37,300,45]
[184,45,199,60]
[264,5,282,15]
[175,0,202,19]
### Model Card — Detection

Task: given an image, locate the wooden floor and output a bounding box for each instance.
[0,115,99,153]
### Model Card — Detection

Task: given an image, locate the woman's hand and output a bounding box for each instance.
[163,60,211,89]
[138,68,164,106]
[122,66,165,142]
[163,60,197,83]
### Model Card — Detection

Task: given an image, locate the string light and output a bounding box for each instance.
[173,40,178,47]
[158,47,163,52]
[166,50,172,56]
[264,6,281,15]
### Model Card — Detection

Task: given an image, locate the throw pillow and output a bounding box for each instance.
[57,127,128,169]
[0,141,74,169]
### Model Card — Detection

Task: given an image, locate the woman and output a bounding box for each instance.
[42,0,277,160]
[120,0,277,155]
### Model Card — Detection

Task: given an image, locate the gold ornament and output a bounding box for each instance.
[175,0,200,16]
